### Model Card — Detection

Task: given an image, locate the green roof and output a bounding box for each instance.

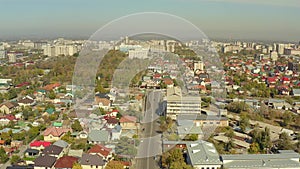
[53,122,62,127]
[45,108,55,114]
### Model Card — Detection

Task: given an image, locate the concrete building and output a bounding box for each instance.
[0,50,6,59]
[43,44,78,56]
[128,48,149,59]
[186,140,222,169]
[222,45,242,53]
[221,150,300,169]
[166,87,201,119]
[194,61,204,71]
[8,53,16,63]
[270,51,278,61]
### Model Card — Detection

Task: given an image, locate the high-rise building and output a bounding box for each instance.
[194,61,204,72]
[270,51,278,61]
[8,53,16,63]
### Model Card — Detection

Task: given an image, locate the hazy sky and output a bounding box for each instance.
[0,0,300,42]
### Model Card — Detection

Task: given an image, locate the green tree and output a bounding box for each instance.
[248,142,260,154]
[105,161,124,169]
[226,101,249,113]
[71,120,83,132]
[10,155,21,164]
[0,147,9,163]
[47,90,56,99]
[115,137,137,157]
[239,113,250,132]
[72,162,82,169]
[282,111,294,127]
[161,148,193,169]
[277,132,294,150]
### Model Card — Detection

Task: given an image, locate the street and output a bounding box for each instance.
[136,90,164,169]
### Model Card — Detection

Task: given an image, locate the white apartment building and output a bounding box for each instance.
[167,87,201,119]
[194,61,204,71]
[43,44,79,56]
[128,48,149,59]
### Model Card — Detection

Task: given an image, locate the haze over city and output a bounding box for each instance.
[0,0,300,42]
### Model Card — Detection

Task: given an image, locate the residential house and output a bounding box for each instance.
[88,130,110,144]
[111,125,122,141]
[292,89,300,97]
[53,140,69,154]
[106,118,119,129]
[0,114,17,126]
[42,145,64,158]
[68,149,83,158]
[88,144,112,160]
[43,127,71,142]
[80,153,106,169]
[24,149,39,157]
[34,155,57,169]
[119,115,137,129]
[54,156,79,169]
[95,97,111,111]
[0,102,19,114]
[18,97,35,107]
[29,141,51,151]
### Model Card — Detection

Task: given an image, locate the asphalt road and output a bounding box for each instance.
[136,90,164,169]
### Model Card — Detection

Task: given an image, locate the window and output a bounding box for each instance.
[201,168,205,169]
[96,166,98,168]
[90,165,93,168]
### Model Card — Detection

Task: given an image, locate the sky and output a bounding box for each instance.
[0,0,300,42]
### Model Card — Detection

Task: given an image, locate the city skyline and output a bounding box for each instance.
[0,0,300,42]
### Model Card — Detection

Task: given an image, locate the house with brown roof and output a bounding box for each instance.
[106,118,119,129]
[43,127,71,142]
[34,155,57,169]
[119,115,138,136]
[54,156,79,169]
[18,97,35,107]
[95,97,111,111]
[0,102,19,114]
[119,115,137,129]
[42,145,64,158]
[88,144,112,160]
[80,153,106,169]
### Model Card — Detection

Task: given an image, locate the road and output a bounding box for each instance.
[136,90,164,169]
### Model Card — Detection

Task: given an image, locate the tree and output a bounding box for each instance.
[162,148,192,169]
[277,132,294,150]
[0,147,9,163]
[282,111,294,127]
[226,101,249,113]
[72,162,82,169]
[47,90,56,99]
[184,134,198,141]
[105,161,124,169]
[248,142,260,154]
[115,137,137,157]
[10,155,21,164]
[170,161,193,169]
[71,120,83,132]
[239,113,250,132]
[61,131,74,144]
